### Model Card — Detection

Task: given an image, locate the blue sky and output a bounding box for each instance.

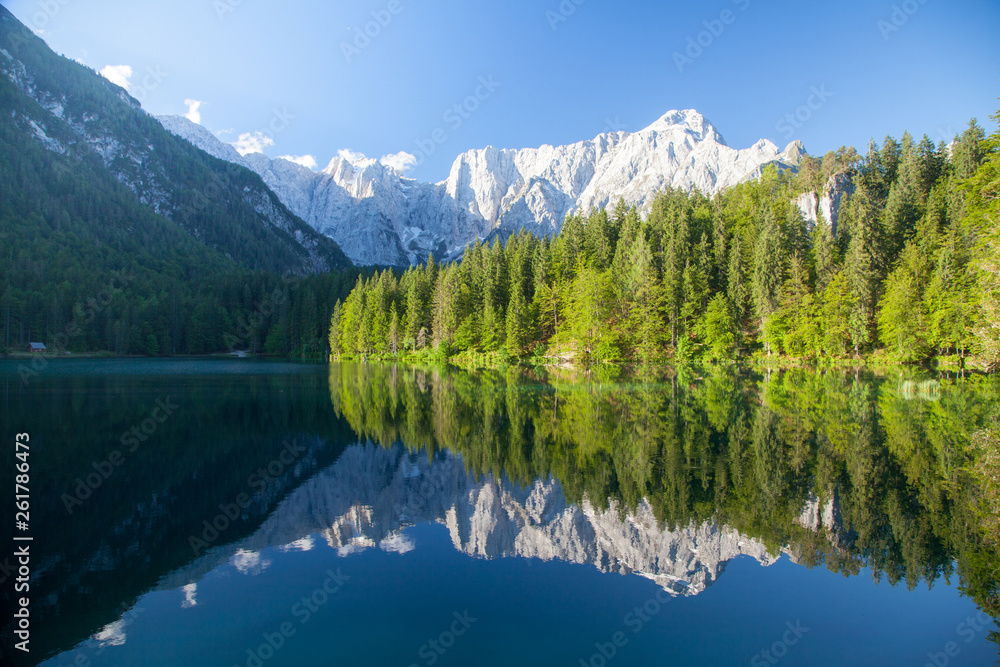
[5,0,999,182]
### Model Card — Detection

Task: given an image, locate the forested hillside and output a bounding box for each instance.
[0,7,356,357]
[331,114,999,368]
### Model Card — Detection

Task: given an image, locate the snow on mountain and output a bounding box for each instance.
[158,442,844,597]
[158,110,805,266]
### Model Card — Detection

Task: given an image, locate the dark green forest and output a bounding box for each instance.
[0,6,355,358]
[0,94,360,356]
[331,111,1000,368]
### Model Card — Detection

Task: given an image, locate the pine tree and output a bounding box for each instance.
[884,132,922,257]
[702,293,735,362]
[329,300,342,357]
[822,271,854,356]
[505,267,532,356]
[776,256,814,357]
[952,119,987,180]
[388,303,401,355]
[925,244,971,357]
[752,211,784,354]
[877,244,929,360]
[813,213,838,292]
[711,213,729,292]
[628,234,666,361]
[844,186,885,355]
[727,231,751,352]
[681,258,709,342]
[567,262,617,362]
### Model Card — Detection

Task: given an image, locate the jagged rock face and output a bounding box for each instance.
[162,443,782,597]
[158,110,805,266]
[794,171,854,236]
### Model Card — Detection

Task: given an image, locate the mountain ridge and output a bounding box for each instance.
[0,5,350,275]
[158,110,806,266]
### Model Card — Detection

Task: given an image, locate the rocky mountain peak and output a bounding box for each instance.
[158,109,806,266]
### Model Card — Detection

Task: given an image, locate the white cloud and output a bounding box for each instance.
[93,619,127,647]
[99,65,133,91]
[380,151,417,174]
[181,583,198,608]
[278,536,316,552]
[184,99,203,125]
[379,532,415,554]
[277,154,318,170]
[231,130,274,156]
[231,549,271,575]
[337,148,370,164]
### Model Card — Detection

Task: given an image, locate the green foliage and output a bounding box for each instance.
[702,294,735,361]
[962,108,1000,366]
[878,244,930,361]
[333,110,1000,368]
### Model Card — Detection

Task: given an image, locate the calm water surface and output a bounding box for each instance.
[1,359,998,666]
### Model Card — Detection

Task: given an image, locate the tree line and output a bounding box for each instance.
[330,114,999,367]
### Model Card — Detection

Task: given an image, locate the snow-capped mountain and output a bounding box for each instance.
[158,442,845,597]
[158,110,805,266]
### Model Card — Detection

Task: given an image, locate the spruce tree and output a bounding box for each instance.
[752,211,784,355]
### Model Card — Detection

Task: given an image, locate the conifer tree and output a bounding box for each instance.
[752,211,783,354]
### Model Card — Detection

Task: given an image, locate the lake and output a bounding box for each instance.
[2,359,998,666]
